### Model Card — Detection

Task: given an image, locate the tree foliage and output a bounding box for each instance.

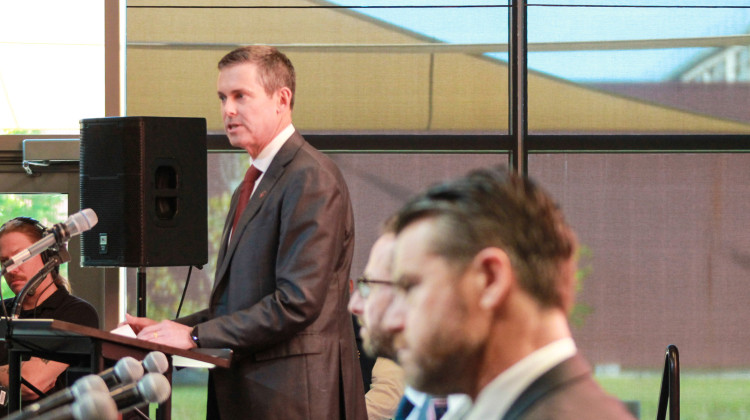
[570,245,594,328]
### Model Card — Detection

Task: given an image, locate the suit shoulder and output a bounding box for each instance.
[289,139,348,186]
[296,139,340,168]
[521,375,636,420]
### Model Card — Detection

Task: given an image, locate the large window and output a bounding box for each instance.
[3,1,747,419]
[0,1,105,134]
[532,152,750,418]
[126,1,510,133]
[527,1,750,134]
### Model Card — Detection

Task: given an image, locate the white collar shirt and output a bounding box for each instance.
[404,387,430,420]
[464,337,577,420]
[247,123,295,196]
[229,123,294,241]
[441,394,473,420]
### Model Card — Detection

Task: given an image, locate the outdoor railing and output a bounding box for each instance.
[656,344,680,420]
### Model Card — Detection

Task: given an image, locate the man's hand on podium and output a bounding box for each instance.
[136,319,196,350]
[120,313,157,334]
[120,313,196,349]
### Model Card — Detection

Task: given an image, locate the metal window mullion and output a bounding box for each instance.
[509,0,528,175]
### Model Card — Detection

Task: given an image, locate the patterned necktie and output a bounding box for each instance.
[231,165,262,232]
[418,396,449,420]
[433,398,448,419]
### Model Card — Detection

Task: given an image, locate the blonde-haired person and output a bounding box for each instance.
[0,217,99,403]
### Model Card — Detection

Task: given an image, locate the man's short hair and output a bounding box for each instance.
[218,45,296,109]
[393,166,578,310]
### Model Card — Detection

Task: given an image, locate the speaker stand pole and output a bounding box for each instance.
[137,267,147,317]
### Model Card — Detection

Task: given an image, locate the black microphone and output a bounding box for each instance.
[110,373,171,413]
[6,375,108,420]
[99,356,144,389]
[34,391,117,420]
[143,351,169,374]
[0,209,98,273]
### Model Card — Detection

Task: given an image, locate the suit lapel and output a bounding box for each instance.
[215,186,241,269]
[211,132,305,298]
[502,354,590,420]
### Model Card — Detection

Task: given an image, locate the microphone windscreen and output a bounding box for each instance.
[137,373,171,404]
[72,375,108,397]
[72,391,117,420]
[114,357,144,385]
[143,352,169,374]
[67,208,98,235]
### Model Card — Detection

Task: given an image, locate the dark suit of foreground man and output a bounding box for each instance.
[385,167,635,420]
[125,46,366,420]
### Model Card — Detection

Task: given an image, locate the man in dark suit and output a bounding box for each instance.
[384,167,635,420]
[125,45,366,420]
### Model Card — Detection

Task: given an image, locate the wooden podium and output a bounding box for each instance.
[0,318,231,419]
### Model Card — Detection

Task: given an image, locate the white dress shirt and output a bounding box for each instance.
[229,123,295,241]
[247,123,296,195]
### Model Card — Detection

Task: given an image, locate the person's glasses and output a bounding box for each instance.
[353,276,393,298]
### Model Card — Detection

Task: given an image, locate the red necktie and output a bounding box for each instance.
[232,165,262,231]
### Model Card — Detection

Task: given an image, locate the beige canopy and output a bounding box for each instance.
[126,0,750,134]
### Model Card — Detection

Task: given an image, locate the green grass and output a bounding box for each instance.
[597,371,750,420]
[149,384,207,420]
[170,385,208,419]
[157,372,750,420]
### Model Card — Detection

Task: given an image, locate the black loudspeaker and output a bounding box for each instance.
[79,116,208,267]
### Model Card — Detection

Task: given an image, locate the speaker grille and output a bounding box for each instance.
[80,116,207,267]
[80,177,126,266]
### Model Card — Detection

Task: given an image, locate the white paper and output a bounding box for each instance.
[110,324,137,338]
